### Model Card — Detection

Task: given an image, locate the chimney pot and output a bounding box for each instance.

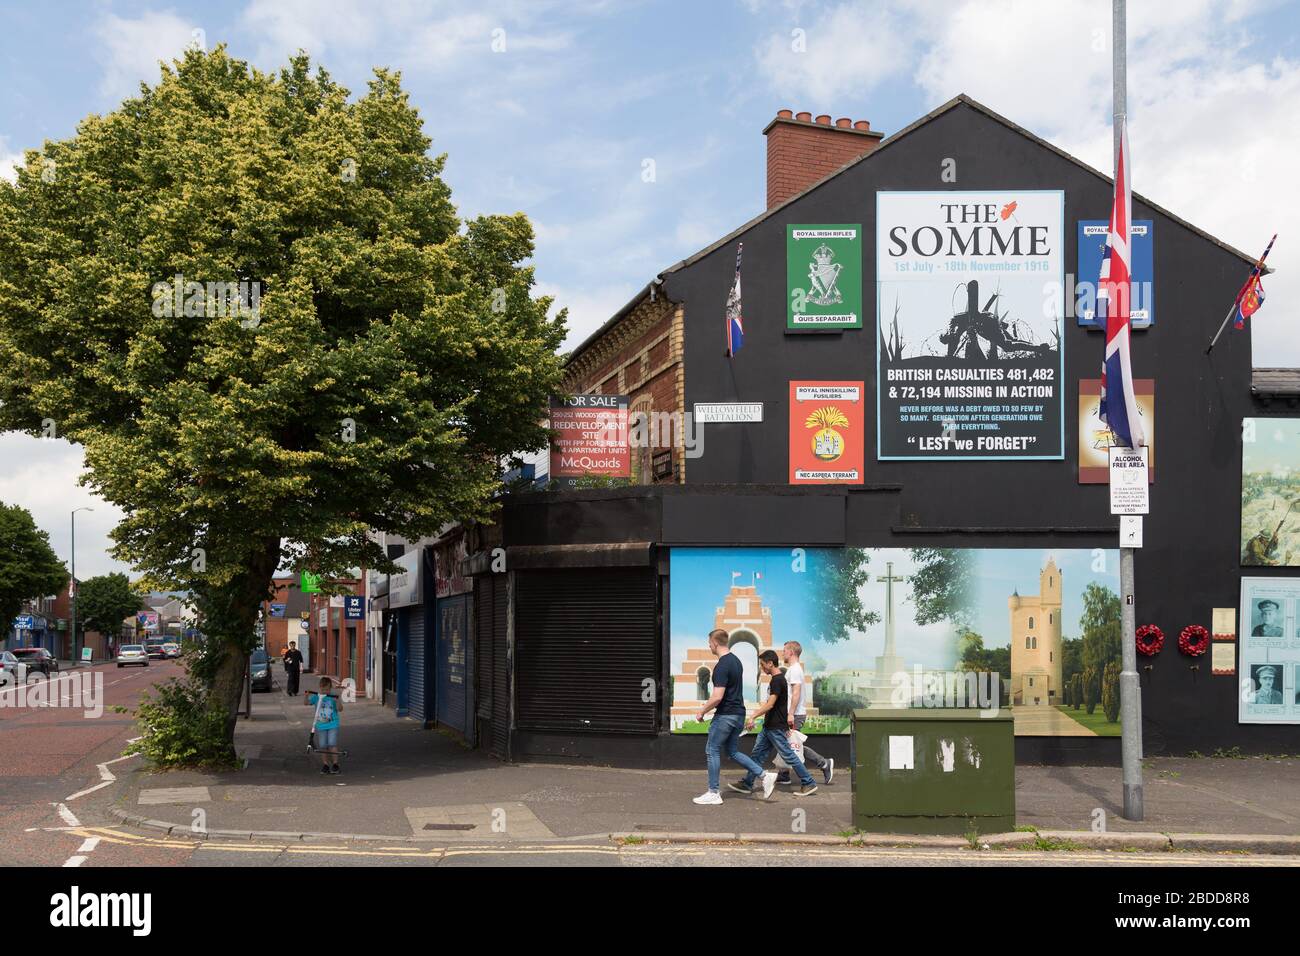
[764,108,883,209]
[777,108,793,119]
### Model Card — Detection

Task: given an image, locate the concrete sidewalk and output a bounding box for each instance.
[97,665,1300,850]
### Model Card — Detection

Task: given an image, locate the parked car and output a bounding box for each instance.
[10,646,59,677]
[161,642,181,659]
[144,638,167,660]
[0,651,29,686]
[250,648,272,692]
[116,645,149,668]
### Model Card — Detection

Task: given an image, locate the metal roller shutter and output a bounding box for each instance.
[406,606,427,723]
[436,595,470,735]
[475,575,510,759]
[514,568,658,734]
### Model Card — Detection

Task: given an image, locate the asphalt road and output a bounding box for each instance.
[0,658,194,867]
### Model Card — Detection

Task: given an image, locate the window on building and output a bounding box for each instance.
[1031,636,1037,649]
[1025,637,1031,649]
[1029,616,1034,629]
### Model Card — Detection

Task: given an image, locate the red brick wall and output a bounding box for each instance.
[764,112,882,209]
[563,295,686,482]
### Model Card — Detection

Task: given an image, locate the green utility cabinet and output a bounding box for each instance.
[852,708,1015,835]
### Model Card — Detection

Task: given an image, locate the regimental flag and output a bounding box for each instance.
[1233,234,1276,330]
[1098,120,1146,450]
[725,242,744,356]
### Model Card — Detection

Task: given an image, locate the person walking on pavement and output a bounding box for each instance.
[775,641,833,787]
[731,650,818,798]
[693,629,774,805]
[283,641,304,697]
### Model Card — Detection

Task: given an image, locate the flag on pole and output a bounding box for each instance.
[725,242,744,356]
[1233,234,1276,330]
[1098,119,1145,450]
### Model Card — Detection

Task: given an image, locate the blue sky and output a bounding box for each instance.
[2,0,1298,578]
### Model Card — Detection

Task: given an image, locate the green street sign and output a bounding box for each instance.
[301,572,321,593]
[787,224,863,330]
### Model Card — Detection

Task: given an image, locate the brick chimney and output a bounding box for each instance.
[763,109,884,209]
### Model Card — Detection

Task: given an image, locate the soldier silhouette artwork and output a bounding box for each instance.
[938,280,1052,361]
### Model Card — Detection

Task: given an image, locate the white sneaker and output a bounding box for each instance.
[760,771,777,800]
[693,790,723,805]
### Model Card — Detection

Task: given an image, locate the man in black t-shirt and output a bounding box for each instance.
[693,629,770,805]
[283,642,304,696]
[730,650,818,797]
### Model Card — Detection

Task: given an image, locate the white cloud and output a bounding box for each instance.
[0,435,130,581]
[755,2,916,104]
[92,10,201,101]
[0,136,24,184]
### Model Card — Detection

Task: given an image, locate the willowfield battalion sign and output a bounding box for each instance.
[876,190,1065,460]
[787,225,862,329]
[789,381,865,483]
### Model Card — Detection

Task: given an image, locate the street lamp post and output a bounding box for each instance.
[70,507,93,665]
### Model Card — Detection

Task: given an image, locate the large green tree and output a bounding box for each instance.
[0,502,68,626]
[76,573,143,638]
[0,48,565,757]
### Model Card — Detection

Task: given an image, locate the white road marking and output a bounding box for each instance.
[56,803,81,827]
[62,856,87,867]
[78,837,101,853]
[66,749,140,802]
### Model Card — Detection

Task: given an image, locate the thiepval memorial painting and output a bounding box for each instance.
[669,547,1121,737]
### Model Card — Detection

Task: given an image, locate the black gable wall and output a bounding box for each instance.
[663,100,1282,757]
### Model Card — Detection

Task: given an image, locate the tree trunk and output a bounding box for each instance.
[205,537,282,748]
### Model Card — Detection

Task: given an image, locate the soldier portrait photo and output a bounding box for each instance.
[1251,598,1284,637]
[1250,664,1284,705]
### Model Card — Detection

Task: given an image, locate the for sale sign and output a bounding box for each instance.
[549,395,630,488]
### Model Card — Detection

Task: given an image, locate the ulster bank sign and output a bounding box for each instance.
[875,190,1065,461]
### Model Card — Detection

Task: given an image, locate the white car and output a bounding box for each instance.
[0,651,29,687]
[116,644,149,668]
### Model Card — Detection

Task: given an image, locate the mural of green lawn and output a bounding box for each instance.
[1053,705,1121,736]
[676,715,852,735]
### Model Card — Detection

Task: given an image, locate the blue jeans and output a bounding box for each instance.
[743,728,815,787]
[705,714,765,793]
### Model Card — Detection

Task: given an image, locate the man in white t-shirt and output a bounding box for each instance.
[777,641,833,786]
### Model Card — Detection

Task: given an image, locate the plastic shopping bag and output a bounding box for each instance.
[773,729,808,768]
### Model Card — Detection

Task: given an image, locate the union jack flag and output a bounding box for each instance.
[1098,119,1145,450]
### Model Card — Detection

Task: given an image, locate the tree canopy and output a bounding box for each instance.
[0,47,566,755]
[0,502,67,626]
[77,572,144,637]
